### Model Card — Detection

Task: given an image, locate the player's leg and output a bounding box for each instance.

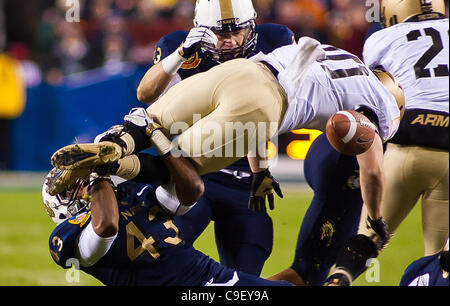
[168,60,287,175]
[52,59,286,176]
[289,134,363,285]
[209,173,272,276]
[419,149,449,255]
[358,143,421,240]
[215,213,273,276]
[178,173,273,275]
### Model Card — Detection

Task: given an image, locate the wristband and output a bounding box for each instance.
[150,129,173,156]
[161,48,185,76]
[87,174,113,192]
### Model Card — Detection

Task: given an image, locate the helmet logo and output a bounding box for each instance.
[44,201,55,218]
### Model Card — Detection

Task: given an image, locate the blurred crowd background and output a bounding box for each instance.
[0,0,448,171]
[1,0,393,85]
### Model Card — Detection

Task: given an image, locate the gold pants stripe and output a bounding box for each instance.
[146,59,287,174]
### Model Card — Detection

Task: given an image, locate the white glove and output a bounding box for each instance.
[162,27,218,75]
[123,107,151,127]
[179,27,218,60]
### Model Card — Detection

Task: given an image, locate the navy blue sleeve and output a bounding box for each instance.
[255,23,296,53]
[48,211,92,269]
[151,31,189,67]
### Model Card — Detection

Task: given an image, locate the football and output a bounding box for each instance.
[326,110,377,156]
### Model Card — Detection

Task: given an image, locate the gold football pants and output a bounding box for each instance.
[146,59,287,174]
[359,143,449,255]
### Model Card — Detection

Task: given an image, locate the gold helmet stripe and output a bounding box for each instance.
[219,0,234,20]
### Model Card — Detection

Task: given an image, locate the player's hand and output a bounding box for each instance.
[366,216,389,252]
[179,27,218,60]
[248,168,283,212]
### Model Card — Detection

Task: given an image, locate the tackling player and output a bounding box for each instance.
[135,0,296,275]
[326,0,448,286]
[43,153,293,286]
[49,38,403,286]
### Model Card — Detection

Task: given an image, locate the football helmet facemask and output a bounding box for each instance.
[42,169,91,225]
[380,0,446,28]
[194,0,258,62]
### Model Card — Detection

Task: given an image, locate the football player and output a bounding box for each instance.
[400,239,449,286]
[43,154,293,286]
[267,69,404,286]
[49,38,402,284]
[137,0,296,275]
[326,0,448,286]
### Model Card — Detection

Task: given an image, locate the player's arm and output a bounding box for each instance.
[247,145,283,213]
[145,118,204,215]
[356,133,384,220]
[137,28,218,104]
[356,133,389,249]
[89,179,119,238]
[75,178,119,267]
[161,153,204,207]
[136,61,177,104]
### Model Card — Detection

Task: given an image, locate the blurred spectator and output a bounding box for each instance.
[327,0,370,58]
[0,0,5,50]
[273,0,328,42]
[2,0,386,82]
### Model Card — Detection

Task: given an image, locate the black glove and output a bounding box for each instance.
[248,168,283,212]
[366,216,389,252]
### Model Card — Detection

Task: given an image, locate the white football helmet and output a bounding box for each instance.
[42,168,91,225]
[194,0,258,62]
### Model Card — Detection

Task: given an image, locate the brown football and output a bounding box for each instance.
[326,110,377,156]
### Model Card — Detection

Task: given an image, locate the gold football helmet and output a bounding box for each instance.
[372,68,405,120]
[380,0,446,28]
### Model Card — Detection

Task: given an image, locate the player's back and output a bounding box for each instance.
[363,18,449,112]
[269,43,400,141]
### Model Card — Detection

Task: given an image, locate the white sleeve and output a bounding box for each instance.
[75,222,117,267]
[363,31,388,69]
[155,183,196,216]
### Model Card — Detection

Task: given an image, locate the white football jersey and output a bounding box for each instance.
[363,18,449,113]
[251,43,400,142]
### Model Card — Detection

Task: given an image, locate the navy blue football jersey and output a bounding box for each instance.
[151,24,295,171]
[48,181,292,286]
[400,251,449,286]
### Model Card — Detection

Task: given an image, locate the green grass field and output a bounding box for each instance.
[0,188,424,286]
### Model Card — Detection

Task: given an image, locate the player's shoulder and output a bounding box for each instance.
[365,26,399,48]
[48,211,92,268]
[158,30,189,47]
[256,23,293,35]
[255,23,295,51]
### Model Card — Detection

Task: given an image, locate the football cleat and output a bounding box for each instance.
[51,141,123,170]
[46,167,94,196]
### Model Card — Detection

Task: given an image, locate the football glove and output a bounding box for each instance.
[248,168,283,213]
[366,216,389,252]
[178,27,218,60]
